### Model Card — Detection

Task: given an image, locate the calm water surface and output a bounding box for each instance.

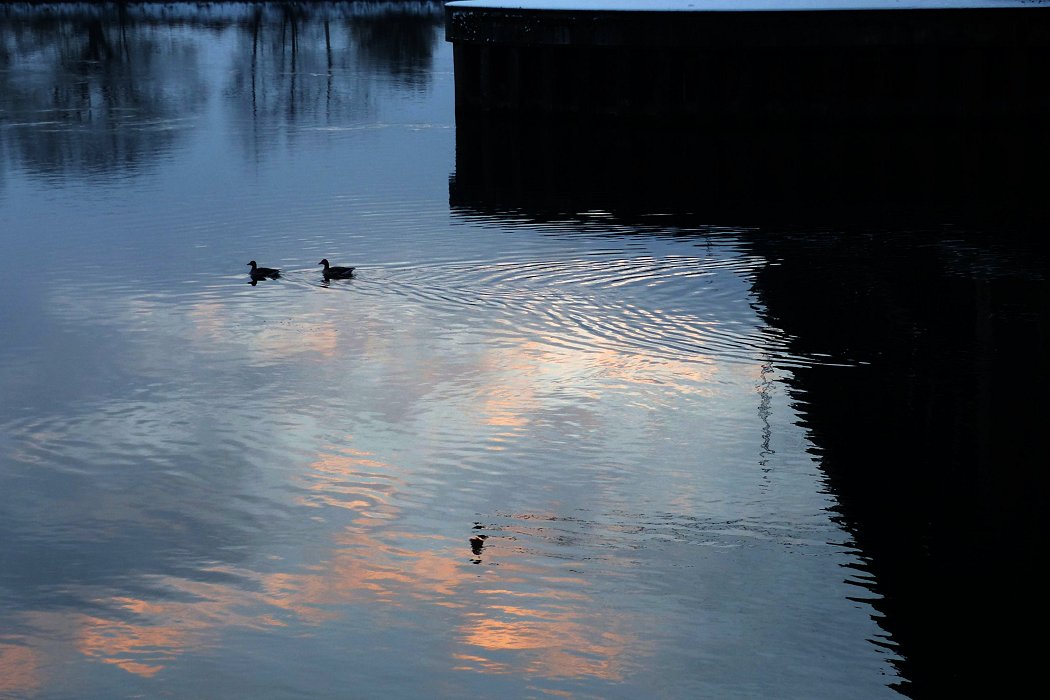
[2,3,1046,699]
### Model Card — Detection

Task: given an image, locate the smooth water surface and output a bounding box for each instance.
[2,4,1046,699]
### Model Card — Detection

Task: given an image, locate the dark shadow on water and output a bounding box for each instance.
[744,226,1048,699]
[451,116,1050,227]
[451,115,1050,698]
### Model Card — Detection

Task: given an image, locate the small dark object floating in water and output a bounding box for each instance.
[319,258,355,279]
[247,260,280,280]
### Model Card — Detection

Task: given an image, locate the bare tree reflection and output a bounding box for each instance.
[0,2,445,180]
[348,4,443,91]
[228,3,362,138]
[223,2,442,160]
[0,8,206,180]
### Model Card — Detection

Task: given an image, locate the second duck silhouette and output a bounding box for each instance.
[319,258,355,280]
[247,260,280,281]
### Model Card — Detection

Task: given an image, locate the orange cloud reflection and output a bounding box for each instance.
[255,442,470,618]
[454,585,636,683]
[296,443,400,513]
[0,642,41,696]
[77,614,184,677]
[24,574,290,681]
[280,445,644,686]
[188,301,342,360]
[9,438,647,690]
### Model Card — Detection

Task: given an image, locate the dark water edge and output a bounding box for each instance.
[749,229,1048,698]
[451,117,1050,226]
[451,114,1050,697]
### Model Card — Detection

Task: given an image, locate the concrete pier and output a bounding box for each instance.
[445,0,1050,122]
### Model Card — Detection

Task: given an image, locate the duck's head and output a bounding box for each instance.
[318,259,330,267]
[247,260,257,268]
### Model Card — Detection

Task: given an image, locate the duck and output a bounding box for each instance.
[247,260,281,280]
[319,258,355,279]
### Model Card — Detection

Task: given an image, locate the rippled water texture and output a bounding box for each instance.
[1,3,1046,699]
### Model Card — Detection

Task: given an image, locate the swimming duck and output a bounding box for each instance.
[247,260,280,280]
[319,258,355,279]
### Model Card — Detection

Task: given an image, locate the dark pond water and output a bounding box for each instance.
[1,3,1046,699]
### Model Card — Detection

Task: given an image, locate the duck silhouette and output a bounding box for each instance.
[247,260,280,281]
[319,258,355,279]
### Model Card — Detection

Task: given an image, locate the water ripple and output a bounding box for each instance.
[301,252,822,369]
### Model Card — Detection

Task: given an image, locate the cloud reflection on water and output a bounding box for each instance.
[4,434,647,686]
[454,566,639,683]
[23,576,288,680]
[0,237,815,694]
[0,642,41,697]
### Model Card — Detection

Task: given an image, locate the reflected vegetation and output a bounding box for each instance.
[0,8,205,179]
[226,1,442,147]
[0,1,444,179]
